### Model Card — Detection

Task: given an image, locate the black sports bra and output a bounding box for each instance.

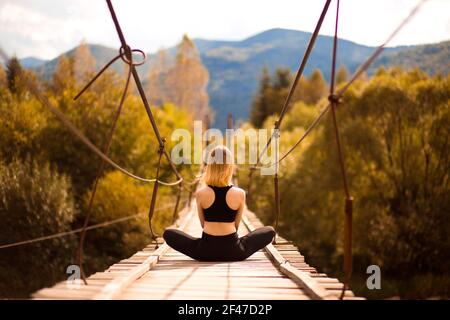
[203,185,238,222]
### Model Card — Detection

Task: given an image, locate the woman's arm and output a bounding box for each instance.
[234,189,246,230]
[196,192,205,229]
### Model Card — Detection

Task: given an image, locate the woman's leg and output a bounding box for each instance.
[163,229,201,260]
[239,226,276,260]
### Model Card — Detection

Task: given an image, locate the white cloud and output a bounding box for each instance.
[0,0,449,60]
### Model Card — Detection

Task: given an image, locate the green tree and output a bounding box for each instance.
[6,57,23,95]
[250,67,271,128]
[0,158,76,298]
[250,67,292,128]
[272,67,291,89]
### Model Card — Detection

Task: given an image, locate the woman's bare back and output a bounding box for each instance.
[196,185,245,236]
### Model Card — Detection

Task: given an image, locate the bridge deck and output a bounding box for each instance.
[33,202,361,300]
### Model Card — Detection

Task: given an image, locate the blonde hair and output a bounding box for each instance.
[204,145,234,187]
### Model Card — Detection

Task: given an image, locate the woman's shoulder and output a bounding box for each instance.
[195,185,213,198]
[230,186,246,197]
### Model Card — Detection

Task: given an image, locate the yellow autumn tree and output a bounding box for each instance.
[52,55,75,94]
[73,41,96,83]
[0,65,6,88]
[148,35,211,121]
[147,49,171,106]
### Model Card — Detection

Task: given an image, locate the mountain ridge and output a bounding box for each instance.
[7,28,449,128]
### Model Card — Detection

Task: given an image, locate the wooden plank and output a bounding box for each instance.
[92,205,193,300]
[242,212,337,300]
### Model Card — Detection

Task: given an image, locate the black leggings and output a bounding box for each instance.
[163,226,276,262]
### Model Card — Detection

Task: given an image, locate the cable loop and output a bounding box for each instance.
[119,45,147,66]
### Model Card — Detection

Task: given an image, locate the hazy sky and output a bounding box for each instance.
[1,0,449,60]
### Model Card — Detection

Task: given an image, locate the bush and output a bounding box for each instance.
[0,158,76,298]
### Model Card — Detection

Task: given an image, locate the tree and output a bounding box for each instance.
[6,57,23,95]
[0,64,6,88]
[250,67,271,128]
[342,69,450,277]
[40,63,124,193]
[305,69,327,104]
[292,69,328,105]
[250,67,292,128]
[272,68,291,89]
[52,55,75,94]
[336,65,349,85]
[147,49,172,106]
[73,41,96,83]
[164,35,211,121]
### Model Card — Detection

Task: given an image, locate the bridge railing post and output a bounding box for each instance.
[171,183,183,226]
[272,126,280,244]
[343,196,353,284]
[148,139,165,248]
[273,173,280,244]
[246,167,255,207]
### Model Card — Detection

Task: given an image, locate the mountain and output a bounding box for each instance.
[196,28,380,128]
[194,28,448,128]
[371,40,450,76]
[20,28,450,129]
[20,57,47,68]
[34,44,121,80]
[0,48,48,68]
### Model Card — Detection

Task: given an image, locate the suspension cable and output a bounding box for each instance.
[148,141,165,246]
[105,0,183,182]
[77,55,134,284]
[0,202,184,250]
[251,0,428,171]
[255,0,333,166]
[326,0,353,300]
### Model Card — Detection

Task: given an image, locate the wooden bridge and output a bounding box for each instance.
[33,201,362,300]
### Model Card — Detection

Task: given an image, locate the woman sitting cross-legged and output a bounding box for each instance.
[163,145,275,261]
